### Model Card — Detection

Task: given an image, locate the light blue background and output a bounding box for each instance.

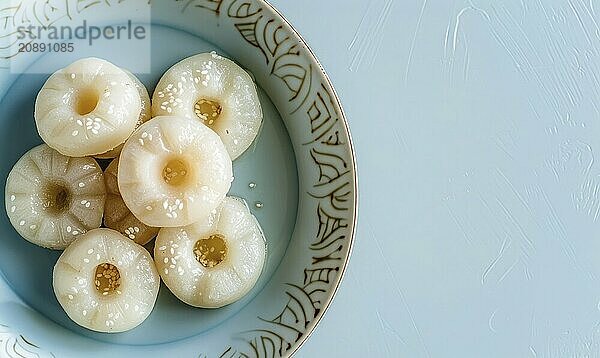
[271,0,600,356]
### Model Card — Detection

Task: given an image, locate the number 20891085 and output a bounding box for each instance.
[18,42,74,53]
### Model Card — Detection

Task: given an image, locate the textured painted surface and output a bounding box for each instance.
[269,0,600,356]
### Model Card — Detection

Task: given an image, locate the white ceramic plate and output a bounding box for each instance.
[0,1,357,356]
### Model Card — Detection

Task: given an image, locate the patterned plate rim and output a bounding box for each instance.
[257,1,358,355]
